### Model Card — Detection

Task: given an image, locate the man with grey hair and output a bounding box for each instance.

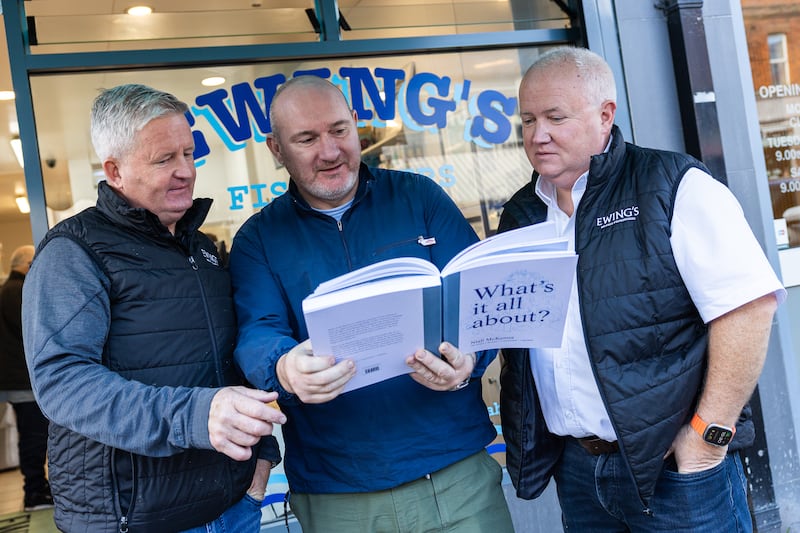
[0,244,52,511]
[498,46,785,531]
[22,84,285,532]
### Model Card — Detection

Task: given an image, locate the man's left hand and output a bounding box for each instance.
[208,387,286,461]
[406,342,474,391]
[246,458,272,501]
[667,424,727,474]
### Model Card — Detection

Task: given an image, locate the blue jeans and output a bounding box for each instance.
[554,437,752,532]
[179,494,262,533]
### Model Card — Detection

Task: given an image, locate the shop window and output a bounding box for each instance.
[339,1,572,40]
[29,49,551,243]
[24,1,319,52]
[27,50,561,482]
[23,1,571,53]
[743,1,800,283]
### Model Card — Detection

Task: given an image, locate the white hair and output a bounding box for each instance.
[523,46,617,106]
[90,83,189,162]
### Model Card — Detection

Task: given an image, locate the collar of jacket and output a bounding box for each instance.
[587,124,626,187]
[96,180,212,239]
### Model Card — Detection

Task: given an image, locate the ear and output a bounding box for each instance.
[266,133,284,165]
[103,159,123,190]
[600,100,617,131]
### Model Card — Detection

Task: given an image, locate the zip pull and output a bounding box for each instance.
[119,515,129,533]
[283,491,291,533]
[188,256,199,271]
[337,220,343,232]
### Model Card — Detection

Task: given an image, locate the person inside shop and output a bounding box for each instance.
[21,83,285,533]
[0,244,53,511]
[497,45,785,531]
[228,75,514,533]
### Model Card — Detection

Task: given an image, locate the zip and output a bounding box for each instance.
[336,220,354,271]
[574,188,649,513]
[111,448,135,533]
[187,252,224,384]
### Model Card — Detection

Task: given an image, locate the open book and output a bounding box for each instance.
[302,222,577,392]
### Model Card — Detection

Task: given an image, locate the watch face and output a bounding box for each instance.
[704,425,734,446]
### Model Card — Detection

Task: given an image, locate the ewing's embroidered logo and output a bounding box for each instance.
[596,206,640,229]
[201,249,219,267]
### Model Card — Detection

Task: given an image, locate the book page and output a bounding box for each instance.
[446,253,577,351]
[312,257,438,296]
[303,276,441,393]
[441,222,566,276]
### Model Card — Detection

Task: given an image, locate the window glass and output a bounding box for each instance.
[29,49,557,494]
[742,3,800,254]
[24,0,571,52]
[30,49,550,243]
[25,1,319,52]
[339,1,572,39]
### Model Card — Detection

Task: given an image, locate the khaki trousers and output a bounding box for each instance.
[289,450,514,533]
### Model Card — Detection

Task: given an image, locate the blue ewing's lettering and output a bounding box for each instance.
[189,66,517,164]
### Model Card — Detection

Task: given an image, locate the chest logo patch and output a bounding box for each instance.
[201,248,219,267]
[596,205,640,229]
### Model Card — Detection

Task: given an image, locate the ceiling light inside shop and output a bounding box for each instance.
[201,76,226,87]
[15,196,30,214]
[126,5,153,16]
[473,59,513,70]
[9,136,23,168]
[0,91,15,101]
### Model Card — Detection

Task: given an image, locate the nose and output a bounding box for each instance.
[176,155,196,178]
[318,134,341,161]
[530,122,550,145]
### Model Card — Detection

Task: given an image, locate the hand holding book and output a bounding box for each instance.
[275,339,357,403]
[406,341,475,392]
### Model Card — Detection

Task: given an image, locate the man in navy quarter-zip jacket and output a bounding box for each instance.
[22,84,285,533]
[229,75,514,533]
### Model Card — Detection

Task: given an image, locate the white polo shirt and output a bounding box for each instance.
[530,165,787,441]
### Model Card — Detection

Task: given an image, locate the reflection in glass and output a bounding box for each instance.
[30,48,557,244]
[24,1,571,53]
[743,1,800,248]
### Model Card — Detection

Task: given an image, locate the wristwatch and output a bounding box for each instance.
[690,413,735,446]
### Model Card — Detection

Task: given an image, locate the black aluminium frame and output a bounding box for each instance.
[0,0,580,244]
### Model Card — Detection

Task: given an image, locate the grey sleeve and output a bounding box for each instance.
[22,237,218,456]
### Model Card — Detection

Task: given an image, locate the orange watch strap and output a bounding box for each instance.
[690,413,707,437]
[690,413,735,437]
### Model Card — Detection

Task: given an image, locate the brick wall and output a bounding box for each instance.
[742,1,800,88]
